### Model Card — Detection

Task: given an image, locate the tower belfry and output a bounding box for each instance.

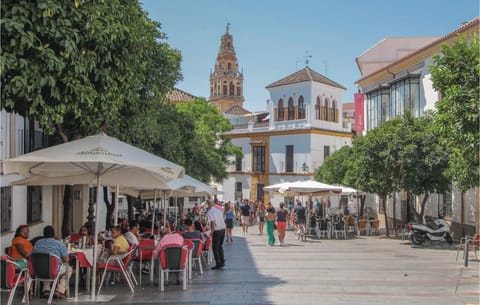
[209,24,244,112]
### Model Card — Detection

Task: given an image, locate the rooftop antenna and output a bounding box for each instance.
[304,51,312,67]
[295,59,302,71]
[322,60,328,76]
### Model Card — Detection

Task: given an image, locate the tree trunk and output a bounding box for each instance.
[61,185,73,238]
[103,186,114,230]
[127,195,134,222]
[407,193,422,223]
[419,192,429,221]
[461,192,465,237]
[393,194,397,237]
[382,195,390,237]
[359,194,366,218]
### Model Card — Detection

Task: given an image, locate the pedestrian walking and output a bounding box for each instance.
[265,203,276,246]
[257,201,266,235]
[276,202,289,246]
[239,199,252,235]
[224,202,235,242]
[207,200,227,269]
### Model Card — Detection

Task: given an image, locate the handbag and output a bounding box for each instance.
[274,223,277,230]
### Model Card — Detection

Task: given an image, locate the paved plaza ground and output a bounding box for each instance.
[10,225,480,305]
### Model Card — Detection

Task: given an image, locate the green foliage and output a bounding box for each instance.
[430,34,480,192]
[344,112,449,199]
[344,130,397,197]
[1,0,181,142]
[315,145,352,185]
[175,98,242,183]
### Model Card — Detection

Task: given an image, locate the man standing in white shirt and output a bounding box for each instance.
[206,199,226,269]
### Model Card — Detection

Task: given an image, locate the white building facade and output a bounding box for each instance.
[219,67,353,206]
[355,17,479,236]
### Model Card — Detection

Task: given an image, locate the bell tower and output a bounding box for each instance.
[209,23,244,112]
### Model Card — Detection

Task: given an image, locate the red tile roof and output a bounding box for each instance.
[224,104,251,115]
[167,88,197,103]
[266,67,346,90]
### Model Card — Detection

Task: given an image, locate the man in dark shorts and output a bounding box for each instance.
[239,200,252,235]
[294,201,306,237]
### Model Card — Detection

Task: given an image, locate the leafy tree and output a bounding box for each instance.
[315,145,352,184]
[176,98,242,183]
[315,145,368,217]
[345,112,450,233]
[1,0,181,235]
[345,131,397,236]
[430,34,480,192]
[389,112,450,223]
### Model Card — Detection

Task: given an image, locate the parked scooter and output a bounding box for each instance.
[408,216,452,245]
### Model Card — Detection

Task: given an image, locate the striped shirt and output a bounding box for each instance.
[33,238,68,271]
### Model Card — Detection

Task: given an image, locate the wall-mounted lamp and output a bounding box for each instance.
[301,162,309,173]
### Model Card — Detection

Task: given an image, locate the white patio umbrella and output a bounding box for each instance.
[263,181,294,193]
[279,180,342,194]
[121,174,218,200]
[2,133,184,299]
[334,184,360,195]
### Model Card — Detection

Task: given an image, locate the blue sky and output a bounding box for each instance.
[141,0,478,112]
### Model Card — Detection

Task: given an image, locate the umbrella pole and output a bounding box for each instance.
[114,185,119,226]
[91,167,102,299]
[163,191,167,229]
[151,189,157,235]
[149,189,157,283]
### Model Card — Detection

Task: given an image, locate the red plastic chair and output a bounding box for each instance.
[28,253,65,304]
[182,239,194,280]
[202,236,213,265]
[134,239,155,285]
[158,244,188,291]
[70,233,81,244]
[97,244,137,294]
[1,256,31,305]
[189,238,204,276]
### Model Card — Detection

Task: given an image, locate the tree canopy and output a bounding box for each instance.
[1,0,182,143]
[430,34,480,192]
[315,145,352,185]
[175,98,242,183]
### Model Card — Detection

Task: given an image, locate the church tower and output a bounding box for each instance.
[209,23,244,113]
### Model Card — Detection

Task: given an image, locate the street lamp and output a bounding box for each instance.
[301,162,309,173]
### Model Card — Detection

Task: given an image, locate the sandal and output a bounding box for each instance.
[54,291,66,299]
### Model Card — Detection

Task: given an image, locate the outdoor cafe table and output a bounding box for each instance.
[69,246,100,298]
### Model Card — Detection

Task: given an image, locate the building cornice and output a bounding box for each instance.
[356,18,479,87]
[227,127,353,139]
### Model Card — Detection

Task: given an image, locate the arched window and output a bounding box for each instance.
[315,97,321,120]
[223,85,227,95]
[237,87,241,96]
[277,99,284,121]
[298,96,305,119]
[227,63,232,71]
[331,100,337,122]
[229,82,234,96]
[287,97,295,120]
[324,99,329,121]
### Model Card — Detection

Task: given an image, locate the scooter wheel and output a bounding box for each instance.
[410,232,424,245]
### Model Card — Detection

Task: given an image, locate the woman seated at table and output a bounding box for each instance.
[78,225,95,248]
[9,224,33,269]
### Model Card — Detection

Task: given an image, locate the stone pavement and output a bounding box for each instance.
[12,225,479,305]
